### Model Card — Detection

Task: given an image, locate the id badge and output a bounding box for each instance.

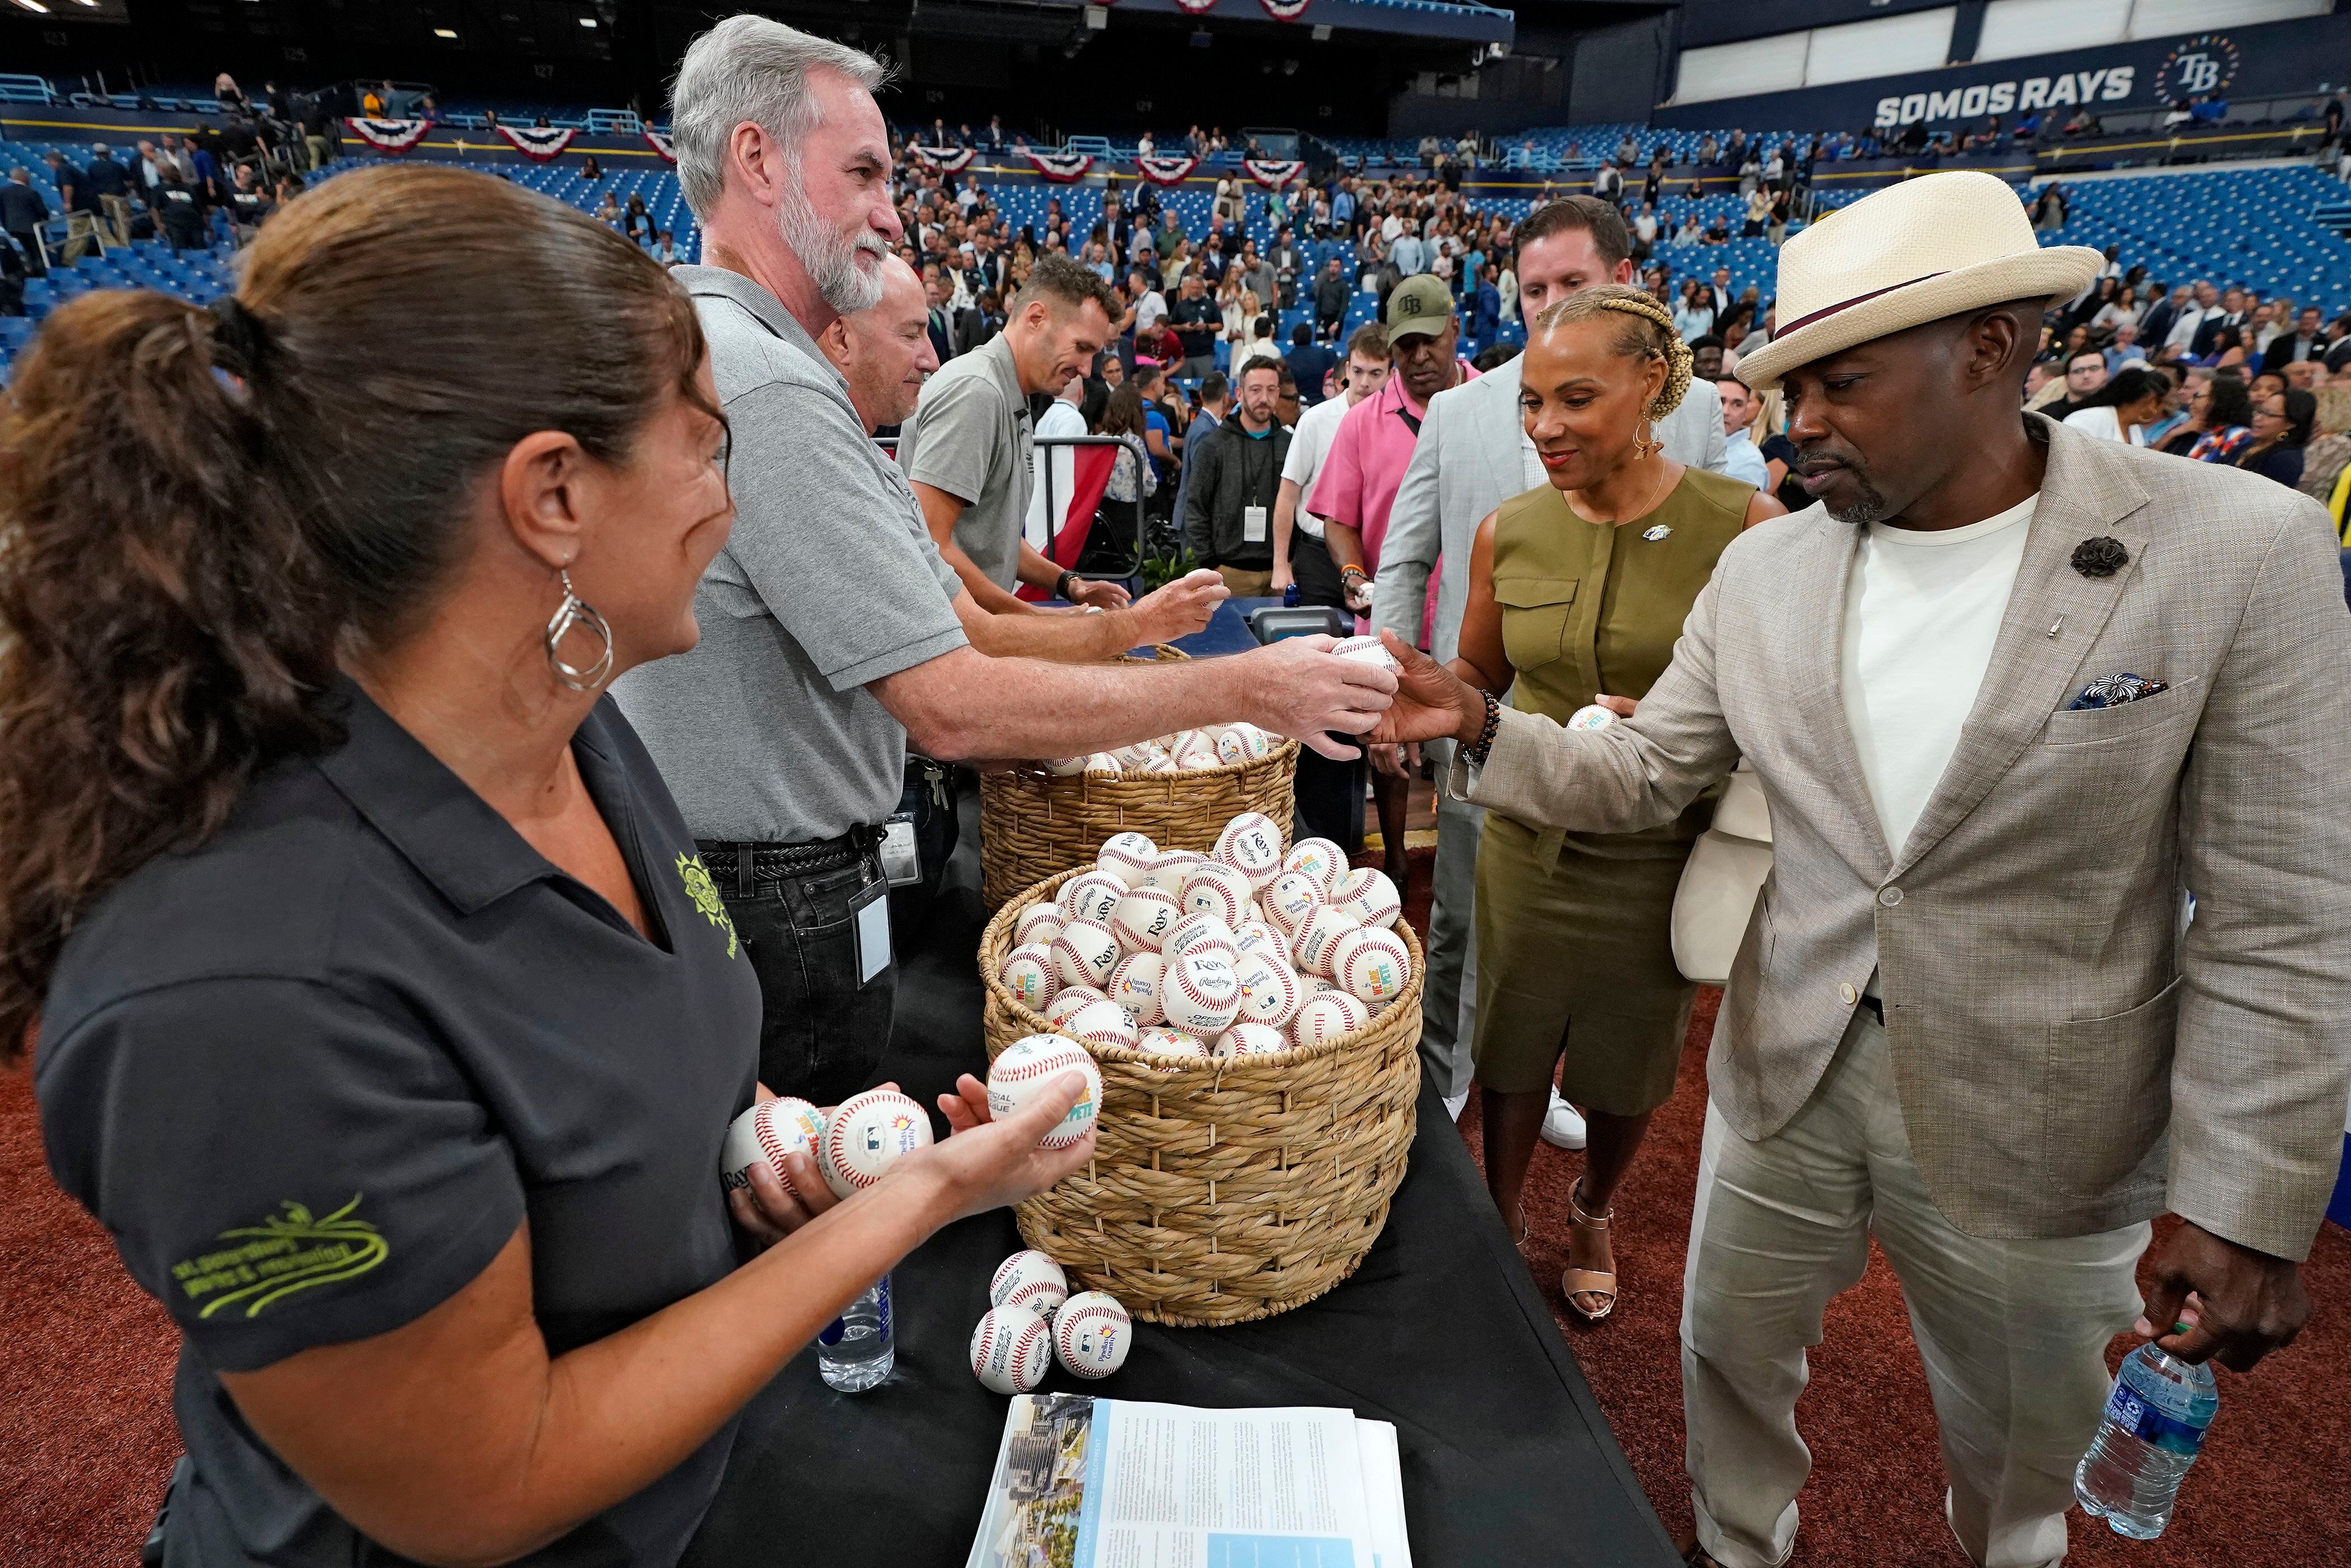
[851,874,893,984]
[879,818,922,888]
[1243,504,1268,543]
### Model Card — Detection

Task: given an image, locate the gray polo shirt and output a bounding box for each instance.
[611,266,967,843]
[896,331,1032,592]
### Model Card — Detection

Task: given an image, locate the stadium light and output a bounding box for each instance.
[578,15,597,25]
[11,0,50,13]
[434,27,457,38]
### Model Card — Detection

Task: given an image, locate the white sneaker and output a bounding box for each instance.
[1540,1089,1587,1150]
[1443,1090,1469,1121]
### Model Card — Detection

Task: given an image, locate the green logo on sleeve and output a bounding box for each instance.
[676,853,740,959]
[169,1196,389,1319]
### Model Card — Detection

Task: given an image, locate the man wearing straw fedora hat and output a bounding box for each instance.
[1373,170,2351,1566]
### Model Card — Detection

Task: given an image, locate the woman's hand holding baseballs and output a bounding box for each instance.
[925,1071,1097,1223]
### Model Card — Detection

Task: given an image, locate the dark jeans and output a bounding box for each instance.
[722,849,897,1106]
[1286,532,1365,852]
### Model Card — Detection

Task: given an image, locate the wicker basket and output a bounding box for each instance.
[978,670,1302,909]
[979,867,1422,1327]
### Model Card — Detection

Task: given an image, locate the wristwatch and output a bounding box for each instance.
[1055,570,1081,602]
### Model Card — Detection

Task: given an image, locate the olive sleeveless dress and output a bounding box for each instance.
[1471,467,1754,1112]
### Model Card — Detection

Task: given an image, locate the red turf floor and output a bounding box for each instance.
[2,850,2345,1564]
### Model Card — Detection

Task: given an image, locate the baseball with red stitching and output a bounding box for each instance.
[1096,830,1159,888]
[1108,887,1183,954]
[1280,836,1347,894]
[1066,998,1140,1052]
[1060,870,1129,926]
[1163,949,1241,1036]
[1048,919,1121,989]
[1263,869,1327,934]
[1214,1022,1290,1060]
[1291,905,1363,977]
[1107,950,1165,1026]
[997,942,1059,1013]
[986,1033,1103,1149]
[1043,985,1106,1028]
[1164,912,1238,965]
[1331,925,1411,1005]
[1330,633,1402,672]
[1331,866,1402,930]
[1179,860,1252,927]
[1228,948,1301,1027]
[970,1305,1052,1394]
[1053,1290,1133,1379]
[820,1088,935,1199]
[719,1096,827,1197]
[1212,811,1285,890]
[989,1249,1071,1318]
[1013,901,1066,949]
[1235,920,1293,970]
[1139,849,1206,898]
[1291,991,1370,1050]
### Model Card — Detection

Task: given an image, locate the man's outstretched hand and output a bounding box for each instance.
[2138,1220,2311,1373]
[1367,630,1487,747]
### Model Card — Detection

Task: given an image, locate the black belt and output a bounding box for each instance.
[697,826,878,895]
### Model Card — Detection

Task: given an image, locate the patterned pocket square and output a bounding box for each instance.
[2068,673,2171,710]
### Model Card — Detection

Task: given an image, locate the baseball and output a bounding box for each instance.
[1053,1291,1134,1379]
[986,1033,1103,1149]
[1172,732,1223,770]
[1179,861,1253,928]
[999,943,1058,1013]
[1164,912,1238,964]
[1049,919,1121,989]
[1097,831,1159,886]
[990,1249,1071,1318]
[971,1305,1053,1395]
[1061,870,1128,926]
[1111,742,1161,769]
[1214,1022,1290,1059]
[1043,755,1088,776]
[1229,948,1303,1027]
[1213,811,1286,890]
[1263,870,1327,933]
[1013,901,1066,948]
[1139,850,1205,898]
[1292,990,1371,1050]
[1566,704,1617,732]
[1106,950,1165,1026]
[1331,925,1412,1005]
[1291,905,1363,977]
[1281,837,1347,893]
[1081,752,1122,775]
[1212,726,1253,766]
[1330,633,1402,672]
[821,1088,935,1198]
[1108,887,1183,953]
[1331,867,1402,930]
[1163,949,1242,1036]
[1139,1025,1208,1058]
[719,1096,827,1196]
[1141,751,1181,774]
[1234,919,1292,969]
[1066,998,1141,1052]
[1043,985,1106,1028]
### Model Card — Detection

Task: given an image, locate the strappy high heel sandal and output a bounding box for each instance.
[1561,1178,1618,1322]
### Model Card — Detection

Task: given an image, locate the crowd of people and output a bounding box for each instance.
[2,17,2347,1568]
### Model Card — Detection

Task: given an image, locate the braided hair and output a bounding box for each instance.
[1530,283,1693,422]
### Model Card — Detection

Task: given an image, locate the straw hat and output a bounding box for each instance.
[1735,171,2103,392]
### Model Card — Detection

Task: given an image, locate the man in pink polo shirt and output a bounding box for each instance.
[1311,275,1476,647]
[1305,275,1474,892]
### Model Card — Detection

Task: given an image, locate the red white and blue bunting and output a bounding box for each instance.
[497,125,577,161]
[912,144,978,174]
[1244,158,1304,188]
[644,129,677,163]
[1026,150,1095,182]
[345,117,433,154]
[1259,0,1310,17]
[1135,155,1200,185]
[1174,0,1217,13]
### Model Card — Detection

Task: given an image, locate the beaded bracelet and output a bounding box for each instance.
[1463,690,1502,769]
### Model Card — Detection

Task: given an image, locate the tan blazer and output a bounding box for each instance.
[1457,416,2351,1260]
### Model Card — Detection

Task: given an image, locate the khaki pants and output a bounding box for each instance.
[1682,1012,2147,1568]
[306,134,330,171]
[97,193,133,246]
[1215,565,1273,598]
[60,210,105,261]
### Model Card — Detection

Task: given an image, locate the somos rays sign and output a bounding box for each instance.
[1871,31,2244,128]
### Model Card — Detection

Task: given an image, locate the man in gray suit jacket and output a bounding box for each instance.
[1376,172,2348,1568]
[1371,196,1728,1130]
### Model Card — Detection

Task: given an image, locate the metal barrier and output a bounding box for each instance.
[873,432,1151,587]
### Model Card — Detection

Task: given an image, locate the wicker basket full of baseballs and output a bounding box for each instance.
[979,815,1422,1327]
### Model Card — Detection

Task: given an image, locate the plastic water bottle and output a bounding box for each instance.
[817,1272,894,1393]
[2073,1331,2218,1538]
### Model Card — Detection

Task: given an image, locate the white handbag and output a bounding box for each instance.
[1671,762,1773,987]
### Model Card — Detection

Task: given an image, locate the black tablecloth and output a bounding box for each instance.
[682,833,1677,1567]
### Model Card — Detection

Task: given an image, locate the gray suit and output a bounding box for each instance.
[1457,416,2351,1565]
[1374,356,1732,1097]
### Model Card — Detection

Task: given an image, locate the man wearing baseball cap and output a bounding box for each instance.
[1301,274,1475,866]
[1374,170,2351,1567]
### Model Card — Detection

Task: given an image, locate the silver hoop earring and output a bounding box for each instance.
[545,569,614,692]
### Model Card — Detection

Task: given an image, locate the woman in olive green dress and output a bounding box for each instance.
[1451,287,1785,1319]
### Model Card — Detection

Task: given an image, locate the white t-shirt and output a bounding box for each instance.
[1840,494,2036,861]
[1027,397,1089,551]
[1134,289,1169,334]
[1281,392,1356,540]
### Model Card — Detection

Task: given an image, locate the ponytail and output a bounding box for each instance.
[0,163,710,1062]
[0,291,340,1059]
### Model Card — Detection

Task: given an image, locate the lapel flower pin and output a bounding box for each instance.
[2071,536,2129,578]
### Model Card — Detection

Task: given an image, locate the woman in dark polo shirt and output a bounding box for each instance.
[0,165,1090,1567]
